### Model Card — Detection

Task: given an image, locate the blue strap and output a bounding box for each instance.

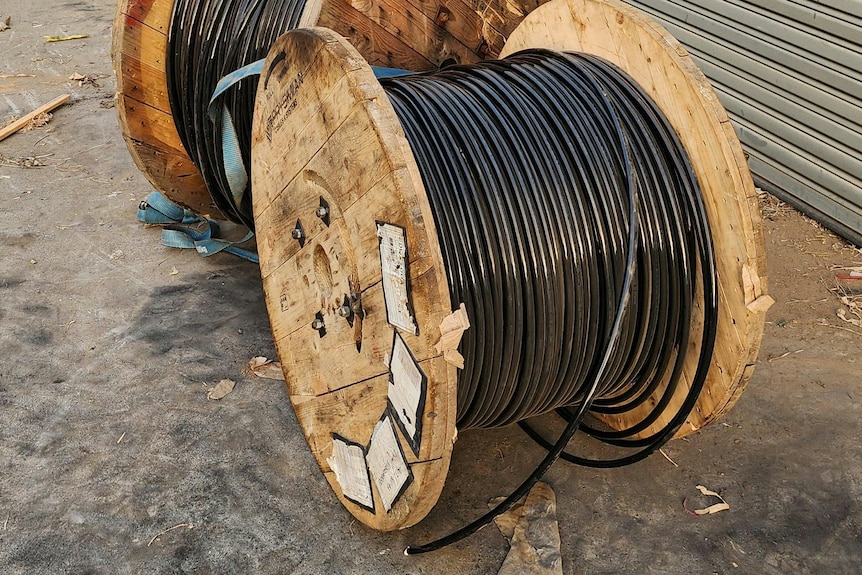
[208,59,266,118]
[162,222,259,264]
[137,191,202,225]
[137,191,259,264]
[208,59,266,209]
[371,66,413,78]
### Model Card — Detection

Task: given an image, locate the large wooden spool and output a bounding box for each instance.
[253,0,769,531]
[112,0,549,218]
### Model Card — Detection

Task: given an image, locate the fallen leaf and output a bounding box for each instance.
[169,266,179,276]
[695,502,731,515]
[242,356,285,380]
[0,16,10,32]
[207,379,235,400]
[692,485,730,515]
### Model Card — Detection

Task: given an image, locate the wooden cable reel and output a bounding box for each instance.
[111,0,549,218]
[256,0,768,531]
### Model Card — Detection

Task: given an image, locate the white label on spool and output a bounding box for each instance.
[388,332,426,456]
[377,223,418,335]
[327,435,374,512]
[366,416,413,512]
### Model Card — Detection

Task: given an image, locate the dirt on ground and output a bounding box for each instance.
[1,1,861,574]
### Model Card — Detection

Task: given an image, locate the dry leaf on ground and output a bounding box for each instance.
[44,34,89,42]
[207,379,236,400]
[242,356,285,380]
[689,485,730,515]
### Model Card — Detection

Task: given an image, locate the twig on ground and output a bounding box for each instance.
[768,349,803,364]
[659,449,679,468]
[148,523,195,547]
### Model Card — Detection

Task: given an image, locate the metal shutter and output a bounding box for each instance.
[625,0,862,245]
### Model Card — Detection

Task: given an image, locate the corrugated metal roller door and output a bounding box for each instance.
[625,0,862,245]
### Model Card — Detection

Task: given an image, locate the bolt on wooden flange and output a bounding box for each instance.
[251,0,769,531]
[112,0,546,219]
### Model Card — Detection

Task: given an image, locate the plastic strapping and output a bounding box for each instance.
[208,59,266,208]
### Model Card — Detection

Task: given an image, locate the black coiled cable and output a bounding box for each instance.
[167,0,307,227]
[381,50,718,553]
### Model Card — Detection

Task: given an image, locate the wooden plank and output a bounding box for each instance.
[116,14,171,113]
[256,166,437,289]
[117,96,188,157]
[0,94,70,143]
[122,146,215,215]
[501,0,768,438]
[329,0,485,67]
[124,0,174,32]
[118,59,171,115]
[268,267,444,397]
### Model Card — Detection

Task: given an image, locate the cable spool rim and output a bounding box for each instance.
[501,0,769,439]
[112,0,221,217]
[251,27,457,531]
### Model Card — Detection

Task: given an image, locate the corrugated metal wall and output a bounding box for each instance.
[626,0,862,245]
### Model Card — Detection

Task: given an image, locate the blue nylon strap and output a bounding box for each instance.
[220,107,247,208]
[208,59,266,121]
[371,66,413,78]
[137,191,202,225]
[162,223,259,264]
[207,59,266,209]
[137,191,259,264]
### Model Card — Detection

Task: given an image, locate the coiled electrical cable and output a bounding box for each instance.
[380,50,718,553]
[167,0,307,227]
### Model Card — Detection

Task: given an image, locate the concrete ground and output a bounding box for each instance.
[1,1,861,573]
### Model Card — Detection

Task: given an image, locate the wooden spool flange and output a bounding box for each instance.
[252,0,769,531]
[252,28,457,530]
[112,0,551,218]
[501,0,771,438]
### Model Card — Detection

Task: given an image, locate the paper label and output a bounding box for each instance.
[377,223,417,335]
[388,332,426,456]
[366,416,413,512]
[327,435,374,512]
